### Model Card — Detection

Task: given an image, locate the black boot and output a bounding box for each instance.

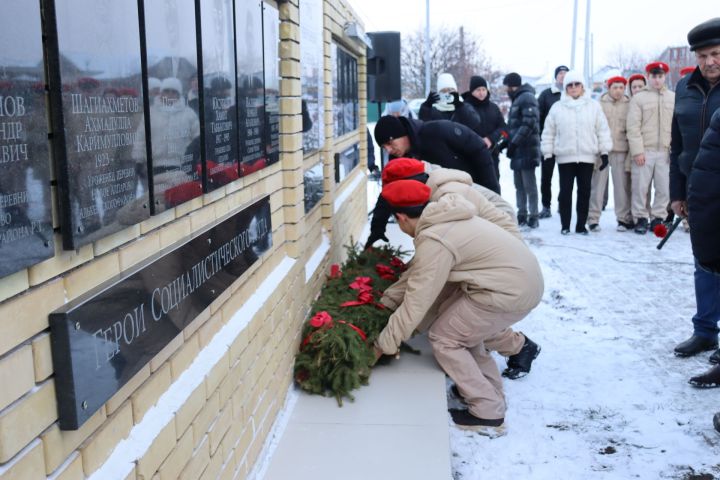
[448,408,506,436]
[634,218,648,234]
[689,364,720,388]
[527,216,539,229]
[674,335,719,358]
[517,214,527,226]
[503,335,541,379]
[538,207,551,219]
[710,349,720,365]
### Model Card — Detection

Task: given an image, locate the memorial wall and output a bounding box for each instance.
[0,0,368,478]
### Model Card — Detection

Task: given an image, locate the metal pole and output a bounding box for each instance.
[424,0,431,96]
[584,0,591,87]
[590,33,594,93]
[571,0,578,69]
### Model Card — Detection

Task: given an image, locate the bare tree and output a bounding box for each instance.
[605,45,656,76]
[401,26,495,99]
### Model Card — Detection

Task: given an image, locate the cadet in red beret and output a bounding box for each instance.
[606,76,627,87]
[680,66,696,77]
[381,158,428,185]
[627,73,647,97]
[645,61,670,74]
[374,182,544,436]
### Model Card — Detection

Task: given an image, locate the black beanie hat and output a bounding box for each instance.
[374,115,407,146]
[469,76,488,92]
[554,65,569,78]
[503,72,522,87]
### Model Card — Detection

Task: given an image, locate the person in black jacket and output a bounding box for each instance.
[419,72,482,132]
[669,18,720,367]
[503,73,541,228]
[536,65,569,218]
[365,115,500,247]
[462,75,508,183]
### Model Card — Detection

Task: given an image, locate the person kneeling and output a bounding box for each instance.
[373,180,545,436]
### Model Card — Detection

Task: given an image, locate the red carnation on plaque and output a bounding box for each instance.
[309,311,333,328]
[376,263,398,281]
[329,264,342,278]
[653,223,669,238]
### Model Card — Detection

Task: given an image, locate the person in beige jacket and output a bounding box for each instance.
[594,76,633,231]
[373,180,544,436]
[625,61,675,234]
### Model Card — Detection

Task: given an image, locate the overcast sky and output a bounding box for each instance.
[347,0,713,79]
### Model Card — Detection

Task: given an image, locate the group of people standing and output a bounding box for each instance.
[368,17,720,434]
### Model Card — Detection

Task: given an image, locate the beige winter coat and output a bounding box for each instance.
[425,168,520,239]
[600,93,630,153]
[376,194,544,354]
[626,85,675,157]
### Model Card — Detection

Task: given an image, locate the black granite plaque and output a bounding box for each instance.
[300,0,324,154]
[304,161,324,213]
[235,0,267,177]
[333,46,359,136]
[0,0,55,277]
[50,196,272,429]
[263,3,280,165]
[334,143,359,183]
[198,0,239,192]
[45,0,150,249]
[140,0,202,213]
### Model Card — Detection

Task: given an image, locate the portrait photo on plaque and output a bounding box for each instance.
[197,0,240,192]
[235,0,267,178]
[140,0,202,213]
[0,0,55,277]
[300,0,325,154]
[45,0,150,250]
[263,3,280,166]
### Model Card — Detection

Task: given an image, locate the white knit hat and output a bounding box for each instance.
[160,77,183,95]
[436,73,457,92]
[562,70,585,90]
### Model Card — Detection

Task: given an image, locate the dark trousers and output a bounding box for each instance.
[540,156,556,208]
[558,162,594,231]
[692,259,720,340]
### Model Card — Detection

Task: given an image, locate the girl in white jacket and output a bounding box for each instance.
[541,71,613,235]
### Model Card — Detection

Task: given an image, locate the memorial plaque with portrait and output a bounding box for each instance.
[303,161,324,214]
[234,0,266,177]
[334,143,359,183]
[45,0,150,250]
[198,0,239,192]
[300,0,324,154]
[0,0,55,277]
[140,0,202,213]
[263,3,280,166]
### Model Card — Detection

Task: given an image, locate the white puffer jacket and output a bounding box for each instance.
[541,92,613,165]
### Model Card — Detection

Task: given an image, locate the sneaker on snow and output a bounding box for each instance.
[561,229,571,235]
[689,364,720,388]
[634,218,648,234]
[616,220,634,232]
[576,227,589,235]
[503,335,541,379]
[538,207,552,219]
[649,218,664,231]
[589,223,601,232]
[449,408,506,437]
[674,335,718,357]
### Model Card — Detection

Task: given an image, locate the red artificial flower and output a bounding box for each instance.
[340,289,375,307]
[295,369,310,382]
[330,264,342,278]
[376,263,398,281]
[390,256,406,270]
[349,276,373,291]
[309,311,333,328]
[653,223,669,238]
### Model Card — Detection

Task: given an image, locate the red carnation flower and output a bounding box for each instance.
[349,276,373,290]
[653,223,668,238]
[309,311,333,328]
[390,256,406,270]
[330,264,341,278]
[376,263,395,276]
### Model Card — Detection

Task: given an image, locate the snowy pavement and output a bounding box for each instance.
[442,164,720,479]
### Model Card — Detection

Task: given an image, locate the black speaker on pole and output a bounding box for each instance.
[367,31,401,102]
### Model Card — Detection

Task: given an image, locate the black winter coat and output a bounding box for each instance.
[537,86,561,133]
[507,83,541,170]
[368,118,500,240]
[418,100,482,132]
[688,108,720,272]
[461,92,507,145]
[670,69,720,201]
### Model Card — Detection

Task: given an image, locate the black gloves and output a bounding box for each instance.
[423,91,440,107]
[368,164,379,173]
[451,91,462,108]
[364,232,389,250]
[599,154,609,171]
[506,143,517,158]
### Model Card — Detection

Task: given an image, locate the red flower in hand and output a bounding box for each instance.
[653,223,669,238]
[349,276,373,291]
[330,264,342,278]
[309,311,333,328]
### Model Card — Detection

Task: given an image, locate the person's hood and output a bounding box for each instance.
[416,193,476,235]
[600,92,629,104]
[510,83,535,100]
[426,168,473,200]
[461,90,491,106]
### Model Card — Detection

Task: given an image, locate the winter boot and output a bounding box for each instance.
[503,335,541,379]
[634,218,648,234]
[649,218,664,233]
[589,223,601,232]
[561,229,571,235]
[689,364,720,388]
[538,207,552,219]
[517,214,527,227]
[674,335,718,357]
[616,220,634,232]
[448,408,506,437]
[527,216,539,229]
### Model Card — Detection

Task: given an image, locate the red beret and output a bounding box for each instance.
[606,76,627,87]
[381,180,431,208]
[645,61,669,74]
[680,66,696,77]
[382,158,425,185]
[628,73,646,85]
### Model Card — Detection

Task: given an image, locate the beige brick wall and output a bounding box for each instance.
[0,0,367,478]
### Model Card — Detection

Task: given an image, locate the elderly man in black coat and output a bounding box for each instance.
[365,115,499,248]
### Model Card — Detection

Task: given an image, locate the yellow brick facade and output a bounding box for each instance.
[0,0,368,479]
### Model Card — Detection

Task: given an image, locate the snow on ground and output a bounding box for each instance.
[374,156,720,480]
